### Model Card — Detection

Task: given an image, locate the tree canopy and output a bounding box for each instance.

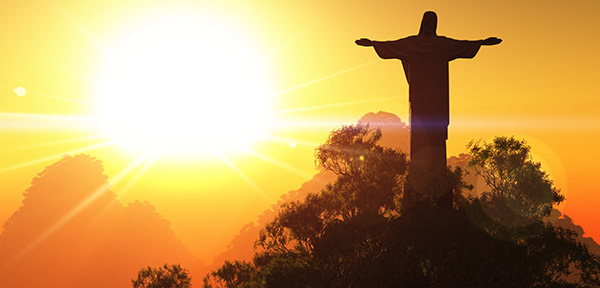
[203,126,600,287]
[467,136,565,229]
[132,264,192,288]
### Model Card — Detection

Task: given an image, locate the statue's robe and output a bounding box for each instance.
[372,35,481,174]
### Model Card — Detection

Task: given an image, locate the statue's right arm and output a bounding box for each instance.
[481,37,502,46]
[355,38,375,47]
[357,38,408,59]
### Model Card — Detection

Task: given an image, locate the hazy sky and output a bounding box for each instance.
[1,0,599,261]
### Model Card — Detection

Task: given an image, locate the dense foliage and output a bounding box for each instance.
[201,126,600,287]
[132,264,192,288]
[467,137,564,227]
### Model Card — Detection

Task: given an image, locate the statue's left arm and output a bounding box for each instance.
[481,37,502,46]
[446,37,502,61]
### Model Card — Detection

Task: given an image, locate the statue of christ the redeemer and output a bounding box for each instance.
[356,11,501,200]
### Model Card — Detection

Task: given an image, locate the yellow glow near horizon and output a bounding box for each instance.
[94,11,274,157]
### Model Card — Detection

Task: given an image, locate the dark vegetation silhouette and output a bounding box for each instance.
[466,137,564,227]
[208,112,409,268]
[132,264,192,288]
[357,11,501,205]
[1,113,597,287]
[203,124,600,287]
[0,155,204,288]
[208,112,600,276]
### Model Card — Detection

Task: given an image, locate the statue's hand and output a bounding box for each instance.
[482,37,502,45]
[355,38,374,46]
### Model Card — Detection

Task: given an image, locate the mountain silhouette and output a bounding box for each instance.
[0,154,204,288]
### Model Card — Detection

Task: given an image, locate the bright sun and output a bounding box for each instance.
[94,12,274,157]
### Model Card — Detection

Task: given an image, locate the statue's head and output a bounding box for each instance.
[419,11,437,36]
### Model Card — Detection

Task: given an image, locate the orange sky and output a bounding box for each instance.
[1,0,599,262]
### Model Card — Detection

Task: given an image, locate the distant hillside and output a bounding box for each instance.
[0,155,205,288]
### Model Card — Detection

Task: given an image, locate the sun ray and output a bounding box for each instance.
[272,95,397,115]
[89,153,159,228]
[42,58,96,83]
[263,135,321,151]
[51,2,107,52]
[273,60,379,97]
[450,117,600,131]
[272,119,357,127]
[266,116,600,136]
[216,153,273,203]
[60,65,95,82]
[115,153,161,199]
[31,44,97,85]
[0,113,94,131]
[26,17,99,91]
[263,23,314,64]
[245,149,313,179]
[0,141,115,174]
[1,155,149,269]
[0,135,108,153]
[0,112,89,121]
[27,89,96,107]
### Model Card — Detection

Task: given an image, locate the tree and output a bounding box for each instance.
[203,260,258,288]
[314,124,408,218]
[205,128,600,288]
[204,124,409,287]
[467,136,564,228]
[132,264,192,288]
[258,124,408,252]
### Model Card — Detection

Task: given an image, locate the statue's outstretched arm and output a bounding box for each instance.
[355,38,375,47]
[481,37,502,46]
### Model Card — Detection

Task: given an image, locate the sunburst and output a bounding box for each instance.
[0,5,394,258]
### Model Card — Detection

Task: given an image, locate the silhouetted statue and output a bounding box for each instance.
[356,11,501,202]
